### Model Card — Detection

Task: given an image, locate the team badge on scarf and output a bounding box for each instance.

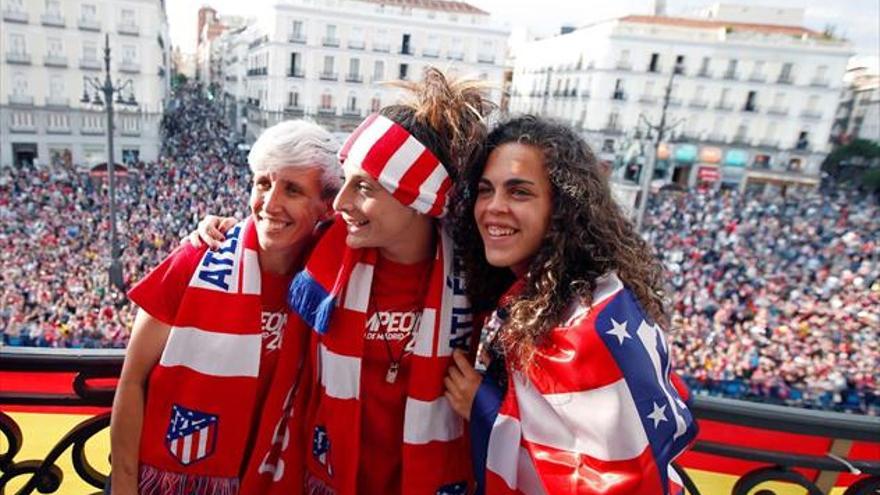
[165,404,219,466]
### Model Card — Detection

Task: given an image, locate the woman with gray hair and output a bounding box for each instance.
[109,119,340,495]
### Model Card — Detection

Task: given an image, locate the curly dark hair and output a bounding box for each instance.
[451,115,669,368]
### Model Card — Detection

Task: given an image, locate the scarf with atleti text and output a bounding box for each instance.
[138,218,274,495]
[244,113,473,494]
[477,273,698,495]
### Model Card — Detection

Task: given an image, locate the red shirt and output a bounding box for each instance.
[128,243,292,447]
[357,255,431,495]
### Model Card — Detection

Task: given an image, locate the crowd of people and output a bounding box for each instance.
[1,84,877,414]
[645,188,879,414]
[0,84,251,348]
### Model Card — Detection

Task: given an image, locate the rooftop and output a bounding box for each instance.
[620,14,823,39]
[360,0,487,15]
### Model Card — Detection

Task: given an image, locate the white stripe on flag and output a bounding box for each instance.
[320,344,361,399]
[182,433,193,464]
[637,320,689,439]
[343,262,373,313]
[170,438,178,457]
[378,135,427,194]
[160,326,261,377]
[515,373,649,461]
[197,426,209,459]
[343,116,394,173]
[486,414,521,489]
[402,396,462,444]
[517,447,547,495]
[412,308,436,357]
[242,248,261,295]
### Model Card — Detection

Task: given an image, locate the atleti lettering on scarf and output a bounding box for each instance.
[195,225,242,292]
[446,253,472,351]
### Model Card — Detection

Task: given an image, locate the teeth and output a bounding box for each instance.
[262,218,290,229]
[487,225,515,236]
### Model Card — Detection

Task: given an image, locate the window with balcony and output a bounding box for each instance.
[744,90,757,112]
[812,65,828,86]
[750,60,765,82]
[373,29,389,52]
[81,4,97,21]
[290,20,305,43]
[648,53,660,73]
[424,35,440,57]
[779,63,793,84]
[401,33,412,55]
[724,59,738,79]
[612,78,625,100]
[347,58,361,82]
[717,88,731,110]
[371,95,381,112]
[449,38,464,61]
[606,112,620,131]
[349,26,365,49]
[320,92,333,110]
[345,93,358,114]
[674,55,685,74]
[321,55,335,79]
[287,91,299,108]
[795,131,809,150]
[399,63,409,80]
[288,52,302,77]
[323,24,338,47]
[119,8,138,35]
[373,60,384,82]
[43,0,63,25]
[11,72,30,103]
[478,39,494,64]
[4,0,28,22]
[698,56,710,77]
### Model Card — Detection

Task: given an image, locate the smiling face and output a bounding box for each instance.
[249,166,329,255]
[332,163,425,256]
[474,143,554,276]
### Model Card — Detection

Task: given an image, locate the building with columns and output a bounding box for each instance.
[1,0,171,169]
[508,3,853,194]
[832,67,880,144]
[215,0,509,138]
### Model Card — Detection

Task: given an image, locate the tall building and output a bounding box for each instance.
[508,3,853,194]
[216,0,509,138]
[195,6,247,84]
[832,67,880,144]
[1,0,171,169]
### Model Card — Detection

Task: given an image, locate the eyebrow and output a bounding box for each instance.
[479,177,536,187]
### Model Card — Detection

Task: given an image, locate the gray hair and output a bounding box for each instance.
[248,119,342,197]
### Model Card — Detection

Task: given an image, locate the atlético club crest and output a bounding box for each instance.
[165,404,219,465]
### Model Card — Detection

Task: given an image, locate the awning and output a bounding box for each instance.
[674,144,698,163]
[697,166,720,182]
[700,146,722,164]
[655,159,670,171]
[724,149,749,167]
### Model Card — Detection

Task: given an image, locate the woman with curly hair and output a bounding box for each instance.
[444,115,698,494]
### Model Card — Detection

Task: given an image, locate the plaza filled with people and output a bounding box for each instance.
[1,84,877,414]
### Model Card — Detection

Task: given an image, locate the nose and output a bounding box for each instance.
[332,179,353,213]
[263,183,283,212]
[484,190,509,214]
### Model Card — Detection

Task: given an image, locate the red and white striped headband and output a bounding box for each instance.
[338,113,451,218]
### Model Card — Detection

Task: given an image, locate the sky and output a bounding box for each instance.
[167,0,880,71]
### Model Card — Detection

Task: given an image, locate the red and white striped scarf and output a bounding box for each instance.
[253,218,474,494]
[138,218,273,495]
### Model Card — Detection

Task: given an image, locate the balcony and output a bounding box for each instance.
[317,106,336,115]
[810,77,830,87]
[348,40,365,50]
[246,67,267,76]
[800,110,822,120]
[777,75,794,85]
[118,23,139,36]
[287,68,304,78]
[422,49,439,58]
[8,94,34,106]
[288,33,306,44]
[43,54,68,67]
[742,105,759,113]
[759,138,779,148]
[399,47,414,56]
[2,347,879,495]
[2,8,28,23]
[343,107,362,117]
[767,106,788,116]
[616,62,633,71]
[602,125,624,136]
[284,105,304,117]
[668,98,683,107]
[446,51,464,61]
[45,96,69,108]
[611,91,626,101]
[688,100,709,109]
[639,95,657,104]
[6,52,31,65]
[477,54,495,64]
[79,58,101,70]
[78,17,100,31]
[319,72,338,81]
[345,73,363,83]
[119,61,140,73]
[372,43,390,53]
[696,70,712,78]
[723,70,739,80]
[41,12,65,27]
[715,102,734,112]
[748,73,766,83]
[322,37,340,47]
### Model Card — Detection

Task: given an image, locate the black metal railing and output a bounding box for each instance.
[1,347,878,494]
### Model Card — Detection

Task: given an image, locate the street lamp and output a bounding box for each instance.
[81,33,138,292]
[634,61,685,232]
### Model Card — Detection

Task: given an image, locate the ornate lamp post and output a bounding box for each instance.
[81,34,138,292]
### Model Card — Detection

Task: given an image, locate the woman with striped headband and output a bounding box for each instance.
[198,68,493,494]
